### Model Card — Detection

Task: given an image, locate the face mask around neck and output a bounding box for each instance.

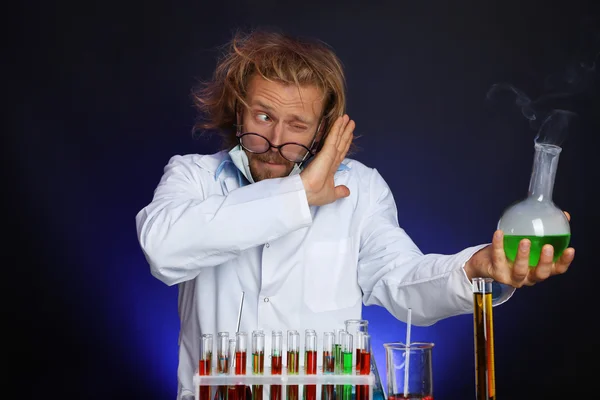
[228,145,304,184]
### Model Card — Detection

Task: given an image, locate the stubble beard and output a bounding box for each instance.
[248,152,295,182]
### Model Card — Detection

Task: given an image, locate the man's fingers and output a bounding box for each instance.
[491,230,506,266]
[554,247,575,274]
[334,185,350,199]
[338,120,355,159]
[529,244,554,283]
[564,211,571,221]
[511,239,531,283]
[323,116,344,151]
[329,116,353,174]
[334,115,349,148]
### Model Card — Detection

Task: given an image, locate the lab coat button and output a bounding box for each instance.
[265,243,270,248]
[264,297,270,303]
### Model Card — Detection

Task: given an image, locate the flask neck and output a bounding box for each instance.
[528,143,561,202]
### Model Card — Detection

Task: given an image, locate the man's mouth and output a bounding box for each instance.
[256,156,287,166]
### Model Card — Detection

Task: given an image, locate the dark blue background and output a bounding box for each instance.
[7,0,598,399]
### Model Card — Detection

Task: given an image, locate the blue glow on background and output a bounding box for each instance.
[11,2,597,399]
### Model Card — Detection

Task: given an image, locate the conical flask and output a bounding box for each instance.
[497,142,571,267]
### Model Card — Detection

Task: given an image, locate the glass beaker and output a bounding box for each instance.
[384,342,434,400]
[345,319,386,400]
[497,142,571,267]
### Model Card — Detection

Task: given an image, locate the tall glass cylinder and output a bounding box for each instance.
[473,278,496,400]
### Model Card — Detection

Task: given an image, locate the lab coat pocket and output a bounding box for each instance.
[303,237,360,313]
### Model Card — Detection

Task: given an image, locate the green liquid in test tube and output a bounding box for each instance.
[334,329,344,373]
[341,332,353,400]
[334,329,346,400]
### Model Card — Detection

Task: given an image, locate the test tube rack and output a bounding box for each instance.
[194,368,375,400]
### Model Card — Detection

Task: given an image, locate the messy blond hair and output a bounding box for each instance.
[191,28,347,150]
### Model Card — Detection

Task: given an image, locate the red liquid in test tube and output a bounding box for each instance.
[252,331,265,400]
[357,334,371,400]
[270,331,283,400]
[303,330,317,400]
[321,332,335,400]
[235,332,248,400]
[199,334,213,400]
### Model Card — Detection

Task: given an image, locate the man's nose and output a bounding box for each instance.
[269,122,285,146]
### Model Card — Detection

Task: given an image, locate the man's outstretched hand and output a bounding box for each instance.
[465,211,575,287]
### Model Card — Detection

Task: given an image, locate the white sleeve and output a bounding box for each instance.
[357,169,514,326]
[135,155,312,286]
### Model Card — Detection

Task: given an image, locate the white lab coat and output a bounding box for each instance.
[135,150,513,400]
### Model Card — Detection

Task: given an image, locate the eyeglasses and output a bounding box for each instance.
[236,132,316,163]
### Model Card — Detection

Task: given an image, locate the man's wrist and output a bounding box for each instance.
[464,245,492,280]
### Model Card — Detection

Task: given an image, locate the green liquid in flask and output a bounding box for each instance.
[503,234,570,267]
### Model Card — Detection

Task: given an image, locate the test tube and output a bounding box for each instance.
[321,332,335,400]
[345,319,384,400]
[217,332,230,374]
[322,332,335,374]
[473,278,496,400]
[228,339,237,374]
[334,329,345,374]
[199,334,213,400]
[355,331,364,373]
[334,330,347,400]
[228,338,238,400]
[236,332,249,400]
[236,332,248,374]
[216,332,230,400]
[253,331,265,374]
[287,330,300,374]
[344,320,368,370]
[286,330,300,400]
[200,333,213,375]
[271,330,283,400]
[356,334,371,400]
[225,339,237,400]
[272,331,283,374]
[341,332,353,400]
[304,329,317,374]
[304,330,317,400]
[252,331,265,400]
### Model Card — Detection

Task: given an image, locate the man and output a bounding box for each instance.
[135,29,575,400]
